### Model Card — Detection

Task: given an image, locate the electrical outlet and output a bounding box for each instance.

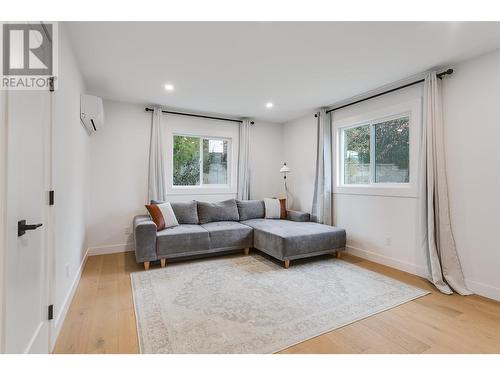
[385,236,392,246]
[65,264,70,278]
[124,227,131,235]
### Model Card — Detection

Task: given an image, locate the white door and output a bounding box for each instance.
[3,89,51,353]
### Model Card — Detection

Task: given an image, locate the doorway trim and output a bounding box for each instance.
[0,86,7,353]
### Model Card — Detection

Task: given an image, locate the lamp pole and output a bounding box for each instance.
[279,162,290,208]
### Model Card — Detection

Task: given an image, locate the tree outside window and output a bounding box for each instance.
[173,135,229,186]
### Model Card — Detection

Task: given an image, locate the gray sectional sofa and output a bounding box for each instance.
[133,199,346,270]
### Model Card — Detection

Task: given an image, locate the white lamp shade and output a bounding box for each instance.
[280,164,290,173]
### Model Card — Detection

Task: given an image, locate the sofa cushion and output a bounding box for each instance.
[236,200,265,221]
[151,200,199,224]
[264,198,281,219]
[287,210,310,222]
[156,224,210,257]
[145,204,167,231]
[201,221,253,250]
[145,202,179,230]
[241,218,346,260]
[146,202,179,230]
[197,199,239,224]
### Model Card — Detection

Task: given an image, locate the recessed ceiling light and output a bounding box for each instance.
[266,102,274,108]
[164,83,175,91]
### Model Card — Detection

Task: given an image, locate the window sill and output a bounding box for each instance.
[334,184,418,198]
[168,186,237,196]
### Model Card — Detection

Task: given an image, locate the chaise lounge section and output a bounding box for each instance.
[133,199,346,270]
[241,218,346,268]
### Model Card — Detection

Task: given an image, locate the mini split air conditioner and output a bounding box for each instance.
[80,94,104,134]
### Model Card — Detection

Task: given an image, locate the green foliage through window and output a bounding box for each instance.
[173,136,200,186]
[344,125,370,184]
[375,117,409,183]
[342,116,410,185]
[173,135,229,186]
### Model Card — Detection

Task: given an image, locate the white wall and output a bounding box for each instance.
[281,113,317,213]
[249,121,284,200]
[443,49,500,300]
[85,100,283,253]
[51,24,90,343]
[282,51,500,300]
[86,101,150,253]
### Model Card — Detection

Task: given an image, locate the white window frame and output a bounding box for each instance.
[333,98,421,197]
[171,134,232,189]
[164,114,239,197]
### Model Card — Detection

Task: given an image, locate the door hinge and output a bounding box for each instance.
[48,305,54,321]
[48,77,55,92]
[49,190,55,206]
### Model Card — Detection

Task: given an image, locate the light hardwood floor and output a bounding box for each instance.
[53,251,500,354]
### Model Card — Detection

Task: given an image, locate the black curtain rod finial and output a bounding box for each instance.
[438,68,454,79]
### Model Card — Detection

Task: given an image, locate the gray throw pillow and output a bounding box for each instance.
[197,199,240,224]
[236,200,265,221]
[150,200,199,224]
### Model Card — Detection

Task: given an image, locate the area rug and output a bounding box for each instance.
[130,254,428,353]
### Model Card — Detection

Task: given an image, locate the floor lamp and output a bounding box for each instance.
[280,162,290,208]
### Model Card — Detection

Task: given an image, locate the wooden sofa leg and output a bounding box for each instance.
[244,247,250,256]
[160,258,166,268]
[284,260,290,269]
[144,261,150,270]
[335,251,341,259]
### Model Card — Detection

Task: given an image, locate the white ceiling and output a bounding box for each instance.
[66,22,500,123]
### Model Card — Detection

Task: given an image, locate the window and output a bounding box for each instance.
[173,135,229,187]
[341,115,410,185]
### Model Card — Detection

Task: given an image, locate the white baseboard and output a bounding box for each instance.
[50,247,89,351]
[347,245,500,302]
[346,245,428,278]
[87,243,133,256]
[465,278,500,302]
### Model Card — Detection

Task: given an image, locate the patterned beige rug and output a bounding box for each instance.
[130,254,428,353]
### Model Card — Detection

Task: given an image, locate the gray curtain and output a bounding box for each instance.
[311,109,332,225]
[147,107,167,202]
[419,72,471,295]
[237,119,251,200]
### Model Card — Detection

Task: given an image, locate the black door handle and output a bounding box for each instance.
[18,220,43,237]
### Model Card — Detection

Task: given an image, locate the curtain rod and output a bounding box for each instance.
[325,69,453,114]
[145,107,254,124]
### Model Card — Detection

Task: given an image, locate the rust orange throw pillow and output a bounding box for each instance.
[145,204,165,230]
[279,198,287,219]
[145,202,179,231]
